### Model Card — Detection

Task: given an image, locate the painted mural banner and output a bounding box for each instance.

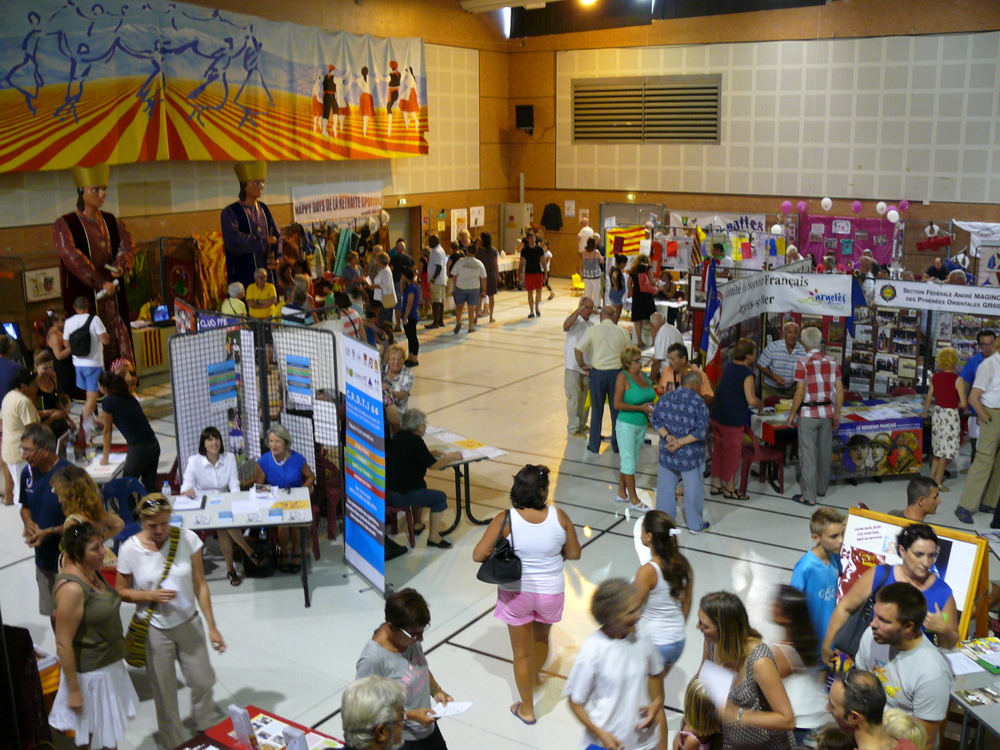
[719,271,852,329]
[0,0,428,172]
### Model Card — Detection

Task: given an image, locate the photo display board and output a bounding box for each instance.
[839,509,987,639]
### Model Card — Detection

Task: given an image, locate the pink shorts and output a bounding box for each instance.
[524,273,544,291]
[493,589,565,626]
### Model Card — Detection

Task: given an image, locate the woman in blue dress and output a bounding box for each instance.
[255,423,315,574]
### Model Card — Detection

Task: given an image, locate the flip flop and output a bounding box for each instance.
[510,703,537,725]
[790,494,817,506]
[722,488,749,501]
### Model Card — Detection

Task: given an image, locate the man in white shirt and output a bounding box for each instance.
[648,313,682,384]
[577,217,595,273]
[854,582,952,748]
[63,295,110,430]
[424,235,448,329]
[563,297,596,436]
[958,348,1000,523]
[757,322,806,399]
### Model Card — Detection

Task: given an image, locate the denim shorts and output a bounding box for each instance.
[453,287,480,307]
[655,638,685,668]
[608,287,626,305]
[76,365,101,392]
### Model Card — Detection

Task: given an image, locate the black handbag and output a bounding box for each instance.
[476,510,522,585]
[831,565,889,658]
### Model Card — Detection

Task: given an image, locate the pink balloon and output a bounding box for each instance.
[796,201,808,214]
[899,199,910,212]
[887,205,897,214]
[851,200,863,214]
[781,200,793,214]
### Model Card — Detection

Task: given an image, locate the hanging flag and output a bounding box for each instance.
[700,262,722,383]
[606,225,646,255]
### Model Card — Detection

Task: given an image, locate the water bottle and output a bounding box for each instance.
[66,444,76,464]
[162,480,171,498]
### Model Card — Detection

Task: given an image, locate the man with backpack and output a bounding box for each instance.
[63,296,110,434]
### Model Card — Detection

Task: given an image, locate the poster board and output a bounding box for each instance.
[839,508,989,638]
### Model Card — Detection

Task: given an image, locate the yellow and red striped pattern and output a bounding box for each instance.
[606,225,646,256]
[0,79,428,172]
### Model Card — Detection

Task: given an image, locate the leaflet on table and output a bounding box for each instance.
[433,430,464,444]
[229,713,343,750]
[423,425,445,436]
[945,652,983,676]
[231,498,259,514]
[461,446,507,461]
[172,495,206,511]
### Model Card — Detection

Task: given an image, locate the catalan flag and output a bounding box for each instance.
[607,226,646,255]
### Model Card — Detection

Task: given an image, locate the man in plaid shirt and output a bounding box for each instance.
[786,327,843,506]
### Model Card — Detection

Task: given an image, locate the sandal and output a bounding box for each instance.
[790,494,817,506]
[287,554,302,574]
[722,488,750,500]
[709,486,723,496]
[227,569,243,587]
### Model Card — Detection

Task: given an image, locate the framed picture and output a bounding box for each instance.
[689,275,706,309]
[23,267,62,302]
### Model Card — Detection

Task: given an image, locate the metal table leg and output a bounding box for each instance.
[442,462,492,535]
[299,527,311,608]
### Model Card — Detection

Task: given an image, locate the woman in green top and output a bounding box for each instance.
[613,346,657,518]
[49,522,138,749]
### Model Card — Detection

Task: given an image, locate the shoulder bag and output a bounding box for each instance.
[638,269,658,295]
[831,565,889,659]
[124,526,181,668]
[476,510,522,585]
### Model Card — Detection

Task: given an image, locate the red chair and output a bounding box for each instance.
[317,454,341,540]
[843,391,863,403]
[891,387,917,397]
[763,396,783,408]
[386,505,417,549]
[740,426,785,495]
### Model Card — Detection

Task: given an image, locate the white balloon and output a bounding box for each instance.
[770,224,784,235]
[876,201,887,215]
[821,197,833,211]
[886,209,900,223]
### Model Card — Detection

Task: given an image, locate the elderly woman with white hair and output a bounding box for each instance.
[255,423,315,573]
[220,281,247,316]
[340,676,407,750]
[386,409,463,550]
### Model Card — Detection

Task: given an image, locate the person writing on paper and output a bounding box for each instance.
[386,409,462,551]
[472,464,581,725]
[255,424,315,574]
[181,426,261,587]
[48,523,139,749]
[356,588,454,750]
[697,591,796,750]
[116,493,225,750]
[99,372,160,493]
[821,524,959,664]
[341,676,407,750]
[564,578,666,750]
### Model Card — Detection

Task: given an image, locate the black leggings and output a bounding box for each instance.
[123,441,161,494]
[403,318,419,356]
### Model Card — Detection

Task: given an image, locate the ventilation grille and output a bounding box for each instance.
[572,75,722,144]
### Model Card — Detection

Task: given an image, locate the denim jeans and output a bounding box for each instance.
[656,462,705,530]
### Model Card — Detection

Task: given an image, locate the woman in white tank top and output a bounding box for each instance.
[473,465,581,725]
[634,511,693,672]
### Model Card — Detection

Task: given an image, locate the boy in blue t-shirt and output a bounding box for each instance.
[790,507,846,644]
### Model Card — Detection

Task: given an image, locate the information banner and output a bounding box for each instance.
[342,338,386,594]
[875,280,1000,316]
[669,211,768,235]
[719,272,852,329]
[832,416,922,482]
[292,182,383,224]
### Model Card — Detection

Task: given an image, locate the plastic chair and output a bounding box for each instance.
[317,454,341,540]
[103,476,147,553]
[570,273,585,295]
[890,386,917,397]
[386,504,417,548]
[740,426,785,495]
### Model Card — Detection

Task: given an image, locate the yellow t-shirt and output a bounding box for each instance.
[246,282,277,319]
[138,301,153,322]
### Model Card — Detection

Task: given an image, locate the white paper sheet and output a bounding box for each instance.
[231,498,258,514]
[161,579,192,612]
[698,660,736,709]
[172,495,204,511]
[946,652,985,676]
[430,701,473,718]
[434,431,464,444]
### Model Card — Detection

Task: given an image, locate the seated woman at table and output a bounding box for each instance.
[386,409,463,550]
[255,423,315,574]
[99,372,160,493]
[33,350,75,440]
[181,426,261,586]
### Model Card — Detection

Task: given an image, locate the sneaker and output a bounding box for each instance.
[955,507,975,524]
[689,522,711,534]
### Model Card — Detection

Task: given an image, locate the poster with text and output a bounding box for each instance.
[342,337,386,593]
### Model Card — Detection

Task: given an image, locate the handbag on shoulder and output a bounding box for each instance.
[831,565,889,659]
[124,526,181,668]
[476,510,522,585]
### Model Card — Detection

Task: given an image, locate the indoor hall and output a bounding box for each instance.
[1,284,980,750]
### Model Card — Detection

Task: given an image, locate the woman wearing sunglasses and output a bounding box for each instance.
[355,588,453,750]
[115,493,226,749]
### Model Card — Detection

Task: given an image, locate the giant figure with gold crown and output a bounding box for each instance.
[221,160,282,290]
[52,163,135,366]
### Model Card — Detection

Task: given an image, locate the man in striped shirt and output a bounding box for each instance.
[786,327,843,506]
